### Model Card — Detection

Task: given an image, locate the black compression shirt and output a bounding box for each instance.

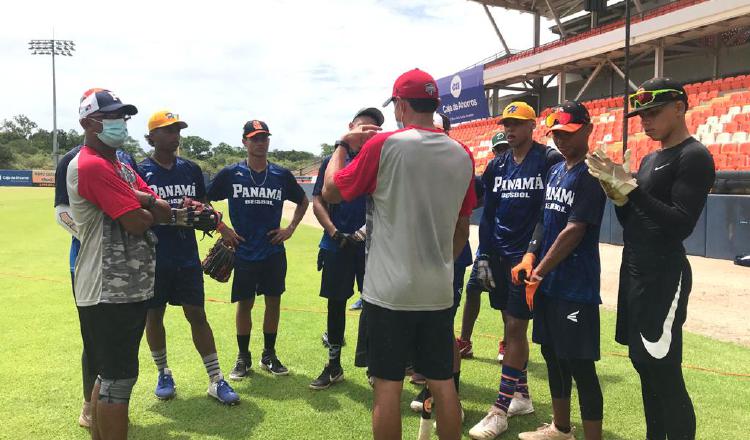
[615,137,715,252]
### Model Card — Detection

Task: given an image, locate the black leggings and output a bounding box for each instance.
[632,361,695,440]
[327,299,347,346]
[541,345,603,421]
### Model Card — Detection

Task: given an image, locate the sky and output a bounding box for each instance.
[1,0,556,153]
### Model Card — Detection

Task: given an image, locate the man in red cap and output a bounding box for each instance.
[322,68,476,440]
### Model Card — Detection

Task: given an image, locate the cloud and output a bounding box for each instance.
[0,0,556,154]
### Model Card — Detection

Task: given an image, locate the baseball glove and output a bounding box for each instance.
[172,197,223,237]
[202,239,235,282]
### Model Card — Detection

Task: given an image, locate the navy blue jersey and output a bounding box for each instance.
[312,155,366,252]
[479,143,563,260]
[455,176,485,268]
[207,161,306,262]
[54,145,138,271]
[539,161,606,304]
[138,157,205,268]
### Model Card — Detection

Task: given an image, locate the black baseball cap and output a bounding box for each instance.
[546,100,591,133]
[626,77,688,118]
[353,107,384,126]
[243,120,271,138]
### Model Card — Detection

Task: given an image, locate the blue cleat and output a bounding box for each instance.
[208,375,240,405]
[155,368,176,400]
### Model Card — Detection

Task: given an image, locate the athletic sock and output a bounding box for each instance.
[263,332,277,355]
[328,344,342,369]
[202,353,221,381]
[453,371,461,393]
[517,362,530,398]
[494,365,522,413]
[236,334,250,359]
[151,348,168,372]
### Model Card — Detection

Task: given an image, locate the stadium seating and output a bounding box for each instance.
[450,74,750,174]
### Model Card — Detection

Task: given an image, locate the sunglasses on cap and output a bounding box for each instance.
[545,110,574,128]
[628,89,684,109]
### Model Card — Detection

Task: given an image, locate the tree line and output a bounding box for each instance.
[0,114,332,174]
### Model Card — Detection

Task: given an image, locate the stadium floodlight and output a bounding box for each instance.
[28,38,76,166]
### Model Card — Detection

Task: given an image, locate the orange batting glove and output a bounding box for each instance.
[525,273,543,311]
[511,253,536,285]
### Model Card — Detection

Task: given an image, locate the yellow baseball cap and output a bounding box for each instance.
[498,101,537,123]
[148,110,188,132]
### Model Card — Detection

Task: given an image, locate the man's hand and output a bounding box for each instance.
[475,255,495,290]
[331,230,359,248]
[219,225,245,248]
[352,226,366,242]
[511,253,535,285]
[341,124,382,152]
[525,271,543,311]
[586,147,637,200]
[268,226,295,245]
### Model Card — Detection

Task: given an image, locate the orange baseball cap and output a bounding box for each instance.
[148,110,188,132]
[498,101,537,123]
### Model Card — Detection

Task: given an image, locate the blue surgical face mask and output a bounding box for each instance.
[94,118,128,148]
[394,101,405,129]
[396,120,405,129]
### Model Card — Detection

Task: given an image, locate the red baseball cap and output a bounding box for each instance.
[382,68,439,107]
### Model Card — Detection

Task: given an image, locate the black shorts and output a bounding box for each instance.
[465,262,484,295]
[147,264,204,308]
[364,301,454,381]
[533,295,600,360]
[231,251,287,301]
[77,302,147,380]
[616,248,691,364]
[487,254,532,320]
[317,246,365,301]
[450,265,468,319]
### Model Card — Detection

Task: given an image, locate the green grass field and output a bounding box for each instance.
[0,187,748,439]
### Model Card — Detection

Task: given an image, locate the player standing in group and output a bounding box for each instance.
[470,102,563,440]
[323,68,476,440]
[54,138,138,429]
[457,131,510,362]
[587,78,715,440]
[137,110,239,404]
[309,107,384,390]
[67,88,171,440]
[207,120,309,379]
[517,101,605,440]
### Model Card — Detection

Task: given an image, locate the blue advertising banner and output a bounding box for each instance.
[437,65,490,124]
[0,170,33,186]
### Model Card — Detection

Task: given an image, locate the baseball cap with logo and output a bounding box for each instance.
[546,100,591,133]
[626,77,688,118]
[148,110,188,132]
[498,101,537,123]
[382,68,439,107]
[243,120,271,138]
[353,107,385,126]
[491,131,510,149]
[78,88,138,120]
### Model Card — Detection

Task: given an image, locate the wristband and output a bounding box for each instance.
[335,140,351,155]
[146,194,156,210]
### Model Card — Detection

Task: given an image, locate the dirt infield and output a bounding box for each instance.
[284,202,750,347]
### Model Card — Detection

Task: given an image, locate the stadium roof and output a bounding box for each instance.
[468,0,587,20]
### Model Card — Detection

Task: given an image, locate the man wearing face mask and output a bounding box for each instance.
[67,88,172,440]
[309,107,384,390]
[207,120,309,380]
[322,68,476,440]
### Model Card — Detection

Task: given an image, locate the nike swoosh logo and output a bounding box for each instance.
[654,163,670,171]
[640,273,682,359]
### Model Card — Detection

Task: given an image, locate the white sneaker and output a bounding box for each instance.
[508,393,534,417]
[518,422,575,439]
[469,409,508,439]
[78,400,91,428]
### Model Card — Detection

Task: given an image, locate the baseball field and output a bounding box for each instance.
[1,187,748,439]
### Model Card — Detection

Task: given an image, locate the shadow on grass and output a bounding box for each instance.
[132,395,263,440]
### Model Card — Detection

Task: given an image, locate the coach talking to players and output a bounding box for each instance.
[322,68,476,440]
[587,77,715,440]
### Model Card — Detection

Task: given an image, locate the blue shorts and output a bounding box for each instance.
[318,245,365,301]
[488,254,532,320]
[231,251,287,301]
[450,265,468,319]
[465,262,485,295]
[148,264,205,308]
